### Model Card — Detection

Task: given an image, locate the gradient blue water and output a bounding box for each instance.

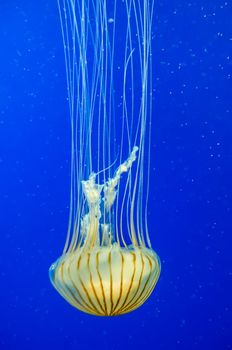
[0,1,231,349]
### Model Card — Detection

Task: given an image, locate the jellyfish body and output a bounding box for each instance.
[49,0,160,316]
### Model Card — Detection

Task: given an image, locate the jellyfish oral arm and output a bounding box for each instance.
[80,146,139,248]
[103,146,138,211]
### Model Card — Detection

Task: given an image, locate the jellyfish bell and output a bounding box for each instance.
[49,245,160,316]
[49,0,160,316]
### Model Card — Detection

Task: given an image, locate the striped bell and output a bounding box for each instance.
[49,244,160,316]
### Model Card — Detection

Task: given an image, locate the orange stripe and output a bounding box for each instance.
[125,256,156,312]
[118,250,145,313]
[96,252,108,315]
[111,252,124,314]
[121,254,160,314]
[108,251,114,315]
[87,253,105,314]
[113,252,136,315]
[60,261,93,314]
[120,253,152,314]
[76,254,101,314]
[66,257,97,314]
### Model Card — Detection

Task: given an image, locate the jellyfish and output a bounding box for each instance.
[49,0,160,316]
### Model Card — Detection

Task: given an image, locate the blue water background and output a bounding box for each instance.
[0,1,231,349]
